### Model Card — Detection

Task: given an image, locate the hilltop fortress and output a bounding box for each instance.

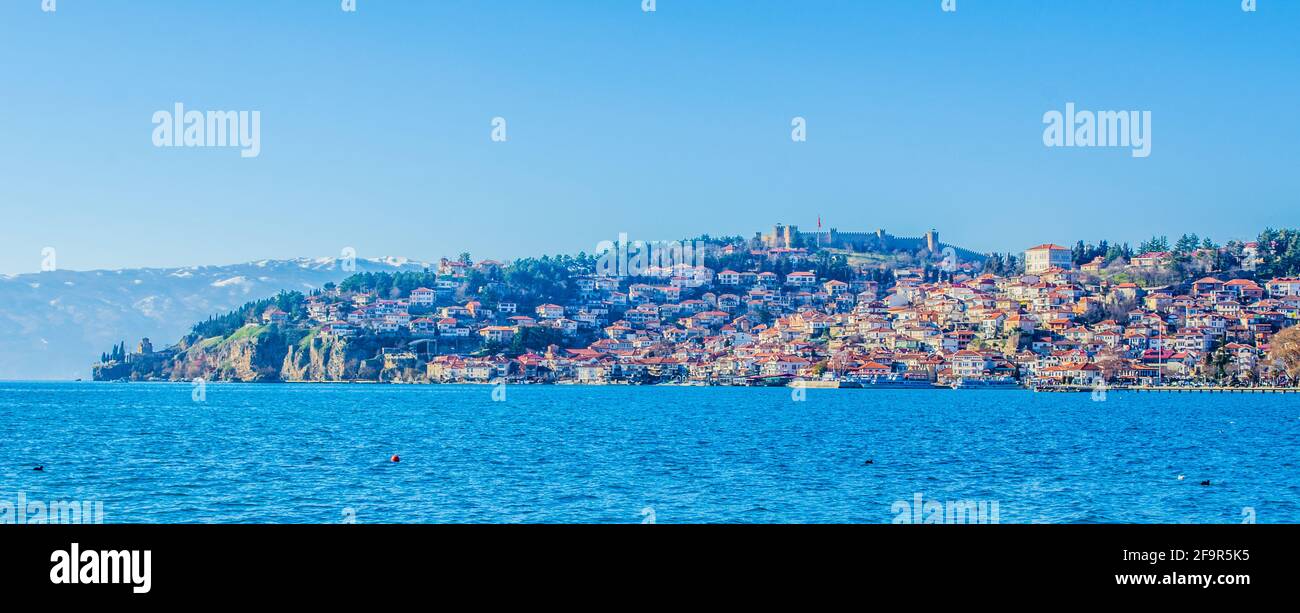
[758,224,987,261]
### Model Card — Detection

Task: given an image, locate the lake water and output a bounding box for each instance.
[1,382,1297,523]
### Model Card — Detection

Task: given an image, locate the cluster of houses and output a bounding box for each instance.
[261,246,1300,388]
[1041,242,1266,274]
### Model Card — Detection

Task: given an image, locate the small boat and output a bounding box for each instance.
[847,374,934,389]
[950,376,1021,390]
[748,374,795,387]
[787,380,840,389]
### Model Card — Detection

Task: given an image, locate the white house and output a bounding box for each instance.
[1025,244,1073,274]
[786,271,817,287]
[410,287,436,306]
[535,304,565,319]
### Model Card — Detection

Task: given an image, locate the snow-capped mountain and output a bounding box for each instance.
[0,257,432,380]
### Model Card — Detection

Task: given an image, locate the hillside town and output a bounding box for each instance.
[95,227,1300,389]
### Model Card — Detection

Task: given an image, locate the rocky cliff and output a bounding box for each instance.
[166,325,291,382]
[92,324,392,383]
[280,334,378,382]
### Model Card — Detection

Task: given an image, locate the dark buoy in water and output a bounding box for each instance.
[33,465,43,471]
[390,454,400,463]
[1200,480,1211,486]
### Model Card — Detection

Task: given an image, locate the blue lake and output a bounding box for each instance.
[1,382,1297,523]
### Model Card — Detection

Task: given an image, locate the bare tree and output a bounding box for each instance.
[1267,325,1300,386]
[1093,348,1127,382]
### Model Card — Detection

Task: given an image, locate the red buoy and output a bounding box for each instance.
[390,454,400,463]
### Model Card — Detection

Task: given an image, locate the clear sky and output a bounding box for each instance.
[1,0,1297,274]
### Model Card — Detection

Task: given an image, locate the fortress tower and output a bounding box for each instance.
[763,224,801,249]
[925,229,940,253]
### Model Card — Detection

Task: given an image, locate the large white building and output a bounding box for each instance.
[1025,244,1073,274]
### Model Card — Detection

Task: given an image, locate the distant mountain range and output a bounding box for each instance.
[0,257,431,380]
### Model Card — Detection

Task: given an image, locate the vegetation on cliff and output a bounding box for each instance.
[188,291,306,342]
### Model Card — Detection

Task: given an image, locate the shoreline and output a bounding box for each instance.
[40,379,1300,393]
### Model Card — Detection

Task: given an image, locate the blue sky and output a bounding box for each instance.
[1,0,1297,274]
